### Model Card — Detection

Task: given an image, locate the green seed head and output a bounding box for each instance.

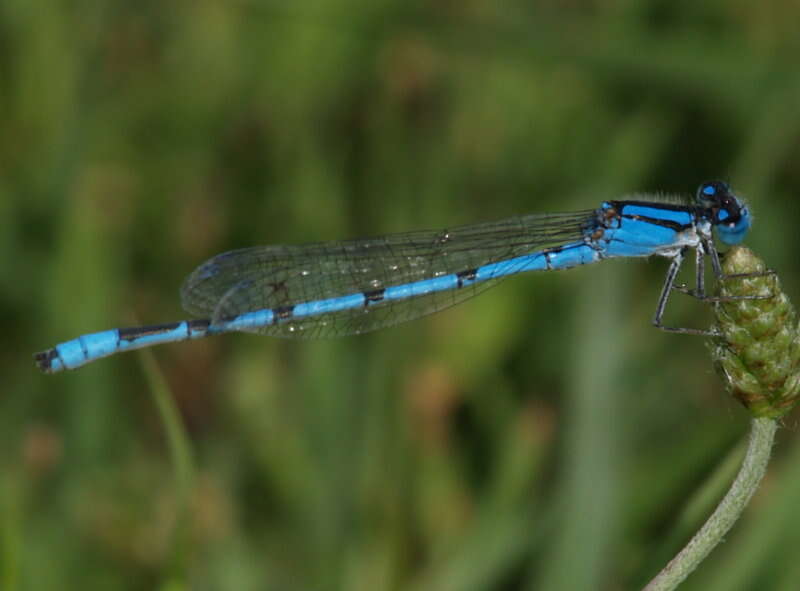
[711,246,800,418]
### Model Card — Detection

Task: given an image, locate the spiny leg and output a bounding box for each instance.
[673,240,774,303]
[652,247,719,336]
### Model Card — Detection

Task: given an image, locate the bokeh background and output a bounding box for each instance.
[4,2,800,590]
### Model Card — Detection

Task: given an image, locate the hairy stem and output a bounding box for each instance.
[643,417,776,591]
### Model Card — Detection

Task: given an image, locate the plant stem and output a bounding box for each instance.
[642,417,777,591]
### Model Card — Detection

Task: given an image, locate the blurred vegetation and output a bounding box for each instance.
[3,1,800,589]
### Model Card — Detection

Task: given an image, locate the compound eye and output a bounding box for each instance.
[697,180,730,204]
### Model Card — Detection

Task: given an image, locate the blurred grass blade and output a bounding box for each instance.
[139,347,196,585]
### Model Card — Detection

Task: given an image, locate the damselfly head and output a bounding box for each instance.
[696,180,751,245]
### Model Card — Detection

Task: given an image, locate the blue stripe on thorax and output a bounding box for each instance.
[606,218,680,251]
[616,203,696,226]
[598,201,700,257]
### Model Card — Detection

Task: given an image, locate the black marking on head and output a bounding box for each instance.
[696,180,745,227]
[697,180,729,201]
[275,306,294,320]
[364,289,385,305]
[456,268,478,288]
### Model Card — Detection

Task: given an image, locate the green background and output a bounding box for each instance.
[4,2,800,589]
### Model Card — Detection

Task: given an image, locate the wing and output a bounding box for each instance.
[180,210,596,338]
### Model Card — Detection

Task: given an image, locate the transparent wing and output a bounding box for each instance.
[180,210,596,338]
